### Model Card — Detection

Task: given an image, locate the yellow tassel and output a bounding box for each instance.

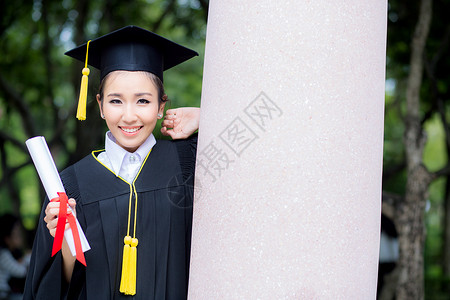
[129,238,138,295]
[76,40,91,121]
[119,182,141,295]
[76,68,89,121]
[119,236,132,294]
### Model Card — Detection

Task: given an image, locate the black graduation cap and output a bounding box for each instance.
[65,25,198,81]
[64,25,198,120]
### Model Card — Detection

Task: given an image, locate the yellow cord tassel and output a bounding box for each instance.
[76,40,91,121]
[129,238,138,295]
[119,236,138,295]
[119,236,132,294]
[76,67,89,121]
[120,179,142,295]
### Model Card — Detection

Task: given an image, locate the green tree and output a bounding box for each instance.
[383,0,450,298]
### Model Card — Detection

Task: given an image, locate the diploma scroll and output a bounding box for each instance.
[26,136,90,258]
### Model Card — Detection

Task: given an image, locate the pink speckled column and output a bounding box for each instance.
[189,1,386,299]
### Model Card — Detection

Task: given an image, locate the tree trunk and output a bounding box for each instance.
[396,166,431,299]
[397,0,433,299]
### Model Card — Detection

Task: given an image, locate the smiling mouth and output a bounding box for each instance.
[120,126,142,134]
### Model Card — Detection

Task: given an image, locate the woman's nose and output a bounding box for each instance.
[122,104,138,122]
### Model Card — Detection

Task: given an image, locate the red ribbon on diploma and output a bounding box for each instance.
[51,192,86,266]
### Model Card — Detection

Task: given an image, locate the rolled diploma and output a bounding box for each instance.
[26,136,90,256]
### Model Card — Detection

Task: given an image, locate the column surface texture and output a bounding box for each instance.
[189,1,387,299]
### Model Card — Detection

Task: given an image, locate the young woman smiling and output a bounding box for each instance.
[24,26,200,300]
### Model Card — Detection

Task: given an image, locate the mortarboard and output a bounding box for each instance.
[65,25,198,120]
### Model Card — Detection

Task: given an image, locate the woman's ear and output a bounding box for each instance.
[97,94,104,119]
[158,102,166,118]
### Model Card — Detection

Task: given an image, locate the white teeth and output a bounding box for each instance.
[122,127,140,133]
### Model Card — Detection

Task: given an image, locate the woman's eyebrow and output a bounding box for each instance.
[106,92,153,97]
[135,92,153,97]
[107,93,122,97]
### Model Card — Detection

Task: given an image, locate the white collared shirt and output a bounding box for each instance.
[97,131,156,183]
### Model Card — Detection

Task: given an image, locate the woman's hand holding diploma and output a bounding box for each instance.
[44,198,77,238]
[25,136,90,271]
[44,198,77,282]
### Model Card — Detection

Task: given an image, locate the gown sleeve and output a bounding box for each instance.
[173,133,197,285]
[174,133,198,182]
[23,165,86,300]
[23,196,67,300]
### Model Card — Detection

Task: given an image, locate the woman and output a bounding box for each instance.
[24,26,200,299]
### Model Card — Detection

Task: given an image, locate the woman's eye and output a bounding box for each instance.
[137,99,150,104]
[109,99,122,104]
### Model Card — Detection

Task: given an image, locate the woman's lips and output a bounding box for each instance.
[120,126,142,135]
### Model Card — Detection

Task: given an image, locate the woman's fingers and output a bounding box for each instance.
[44,198,77,237]
[68,198,77,218]
[161,126,169,136]
[161,119,174,128]
[46,217,71,238]
[164,108,179,117]
[46,217,58,237]
[164,113,177,120]
[44,202,59,223]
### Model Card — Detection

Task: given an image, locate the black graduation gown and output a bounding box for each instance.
[24,135,197,300]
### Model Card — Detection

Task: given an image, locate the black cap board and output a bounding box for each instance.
[64,25,198,82]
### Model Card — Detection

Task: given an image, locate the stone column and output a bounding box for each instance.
[189,1,387,299]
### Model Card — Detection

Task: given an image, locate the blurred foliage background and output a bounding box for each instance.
[1,0,450,299]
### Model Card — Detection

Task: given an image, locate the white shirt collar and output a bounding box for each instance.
[104,131,156,176]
